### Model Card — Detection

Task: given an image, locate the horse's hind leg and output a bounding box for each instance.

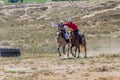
[84,44,87,58]
[57,47,61,57]
[83,37,87,58]
[75,46,77,57]
[67,44,70,58]
[70,45,75,57]
[77,46,80,58]
[62,46,66,58]
[62,46,65,55]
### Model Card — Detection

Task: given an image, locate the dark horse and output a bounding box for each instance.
[56,31,72,58]
[69,31,87,58]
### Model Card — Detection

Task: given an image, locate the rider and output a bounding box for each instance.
[64,17,82,44]
[57,20,70,43]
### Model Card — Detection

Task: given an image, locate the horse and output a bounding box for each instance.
[69,31,87,58]
[56,31,72,58]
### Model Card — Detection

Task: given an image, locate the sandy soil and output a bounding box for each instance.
[0,1,120,80]
[0,53,120,80]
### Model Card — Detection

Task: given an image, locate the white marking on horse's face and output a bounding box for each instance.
[56,32,59,35]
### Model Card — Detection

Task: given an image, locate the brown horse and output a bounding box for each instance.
[56,31,71,58]
[69,31,87,58]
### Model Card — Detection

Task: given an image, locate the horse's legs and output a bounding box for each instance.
[84,43,87,58]
[83,37,87,58]
[67,44,70,58]
[62,46,65,55]
[77,45,80,58]
[70,45,75,57]
[62,46,66,58]
[75,46,77,57]
[57,47,61,57]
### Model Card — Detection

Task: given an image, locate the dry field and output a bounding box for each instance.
[0,53,120,80]
[0,0,120,80]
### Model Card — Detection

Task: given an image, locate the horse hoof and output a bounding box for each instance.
[67,56,69,59]
[84,56,87,58]
[59,55,62,57]
[68,57,72,59]
[74,55,76,57]
[67,55,69,58]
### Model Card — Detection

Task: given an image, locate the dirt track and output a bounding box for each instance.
[82,4,120,19]
[0,0,120,80]
[0,53,120,80]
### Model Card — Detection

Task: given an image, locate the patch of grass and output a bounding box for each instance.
[6,76,35,80]
[18,71,26,74]
[0,68,4,71]
[5,70,26,74]
[80,60,85,65]
[0,57,21,65]
[5,70,18,74]
[38,69,52,74]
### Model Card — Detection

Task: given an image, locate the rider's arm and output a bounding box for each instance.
[69,28,74,31]
[58,24,66,31]
[64,23,74,31]
[58,27,65,31]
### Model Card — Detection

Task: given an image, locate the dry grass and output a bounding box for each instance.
[0,53,119,80]
[0,0,120,54]
[0,1,120,80]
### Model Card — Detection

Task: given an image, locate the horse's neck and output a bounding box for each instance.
[70,33,80,43]
[70,33,76,39]
[58,35,66,43]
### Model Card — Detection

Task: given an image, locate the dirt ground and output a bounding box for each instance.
[0,0,120,80]
[0,53,120,80]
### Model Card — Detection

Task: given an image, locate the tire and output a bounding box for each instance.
[0,48,21,57]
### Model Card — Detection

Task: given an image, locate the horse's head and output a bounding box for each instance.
[56,31,61,40]
[56,31,65,42]
[56,31,68,47]
[56,31,64,38]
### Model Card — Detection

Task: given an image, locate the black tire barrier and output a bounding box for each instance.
[0,48,21,57]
